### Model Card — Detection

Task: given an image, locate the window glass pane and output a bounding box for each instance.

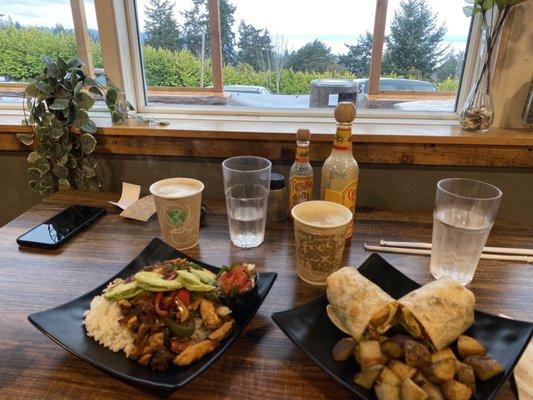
[0,0,101,104]
[135,0,470,112]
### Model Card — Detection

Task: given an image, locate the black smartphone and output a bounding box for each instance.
[16,205,106,249]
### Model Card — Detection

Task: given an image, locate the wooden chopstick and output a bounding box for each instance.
[379,240,533,256]
[364,244,533,263]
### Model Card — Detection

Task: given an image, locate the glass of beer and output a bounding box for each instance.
[430,178,502,285]
[222,156,272,248]
[291,200,353,285]
[150,178,205,250]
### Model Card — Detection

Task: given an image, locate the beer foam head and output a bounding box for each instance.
[150,178,204,198]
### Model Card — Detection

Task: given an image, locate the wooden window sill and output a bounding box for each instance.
[0,115,532,167]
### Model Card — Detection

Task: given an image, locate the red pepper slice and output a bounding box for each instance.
[154,292,169,317]
[174,288,191,306]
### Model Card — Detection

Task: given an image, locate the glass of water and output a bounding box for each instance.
[430,178,502,285]
[222,156,271,248]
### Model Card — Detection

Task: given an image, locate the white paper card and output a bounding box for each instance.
[110,182,141,210]
[120,195,156,222]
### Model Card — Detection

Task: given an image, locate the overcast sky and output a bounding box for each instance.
[1,0,470,53]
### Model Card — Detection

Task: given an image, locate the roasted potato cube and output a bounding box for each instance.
[457,336,486,359]
[332,337,357,362]
[389,360,417,381]
[413,371,430,386]
[429,359,455,383]
[440,380,472,400]
[379,367,402,387]
[421,382,444,400]
[455,363,476,393]
[401,378,429,400]
[431,348,456,363]
[354,366,383,389]
[404,340,431,369]
[357,340,386,370]
[382,340,404,359]
[464,356,504,382]
[375,383,401,400]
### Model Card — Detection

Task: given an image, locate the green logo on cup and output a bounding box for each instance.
[166,208,188,227]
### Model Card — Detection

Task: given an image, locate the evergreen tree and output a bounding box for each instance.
[382,0,447,79]
[144,0,181,51]
[237,21,273,71]
[287,40,336,73]
[436,50,464,81]
[182,0,236,64]
[338,32,373,77]
[52,23,65,35]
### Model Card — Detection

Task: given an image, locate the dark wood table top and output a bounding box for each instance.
[0,191,531,399]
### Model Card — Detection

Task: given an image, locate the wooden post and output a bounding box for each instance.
[208,0,224,93]
[70,0,94,77]
[368,0,388,95]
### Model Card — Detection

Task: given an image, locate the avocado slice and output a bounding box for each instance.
[189,268,217,285]
[103,281,144,302]
[134,271,183,292]
[177,270,216,292]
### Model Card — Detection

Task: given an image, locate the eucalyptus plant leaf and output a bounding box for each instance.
[73,109,89,127]
[28,167,42,179]
[82,165,96,178]
[27,151,41,163]
[49,98,70,110]
[81,119,97,134]
[111,111,120,123]
[75,92,95,110]
[58,178,71,191]
[83,156,98,169]
[88,181,101,192]
[25,83,40,98]
[52,164,69,178]
[42,55,54,66]
[74,177,85,190]
[89,86,103,96]
[67,154,77,168]
[159,121,170,126]
[84,77,99,87]
[36,81,52,96]
[57,57,67,76]
[106,86,118,104]
[35,159,51,173]
[40,173,54,189]
[80,133,97,154]
[74,81,83,95]
[16,133,34,146]
[67,58,82,69]
[58,153,69,165]
[28,180,38,191]
[47,62,59,79]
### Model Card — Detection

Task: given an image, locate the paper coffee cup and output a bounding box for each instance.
[291,201,353,285]
[149,178,204,250]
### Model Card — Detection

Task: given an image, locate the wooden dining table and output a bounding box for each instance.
[0,190,531,399]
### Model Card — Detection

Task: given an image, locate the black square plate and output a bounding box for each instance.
[272,253,532,400]
[28,238,277,394]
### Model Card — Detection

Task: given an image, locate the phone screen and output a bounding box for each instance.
[17,205,105,247]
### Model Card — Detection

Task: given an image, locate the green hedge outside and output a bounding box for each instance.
[0,26,458,94]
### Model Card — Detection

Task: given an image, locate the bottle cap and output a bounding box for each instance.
[270,173,286,190]
[296,128,311,142]
[334,102,356,124]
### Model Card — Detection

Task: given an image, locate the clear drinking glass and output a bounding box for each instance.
[222,156,272,248]
[430,178,502,285]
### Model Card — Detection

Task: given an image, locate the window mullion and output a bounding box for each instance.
[368,0,388,96]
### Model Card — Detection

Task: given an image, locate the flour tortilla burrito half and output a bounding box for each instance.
[326,267,398,340]
[398,277,475,350]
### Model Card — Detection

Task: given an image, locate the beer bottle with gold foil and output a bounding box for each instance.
[320,102,358,244]
[289,128,313,212]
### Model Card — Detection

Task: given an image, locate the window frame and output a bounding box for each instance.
[0,0,485,123]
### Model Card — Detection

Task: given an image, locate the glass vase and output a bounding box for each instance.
[460,28,494,132]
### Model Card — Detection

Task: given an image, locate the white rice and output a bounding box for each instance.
[83,294,136,357]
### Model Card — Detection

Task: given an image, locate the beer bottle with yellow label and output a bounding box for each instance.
[289,128,313,213]
[320,102,359,244]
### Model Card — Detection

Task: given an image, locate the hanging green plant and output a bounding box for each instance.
[19,56,131,195]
